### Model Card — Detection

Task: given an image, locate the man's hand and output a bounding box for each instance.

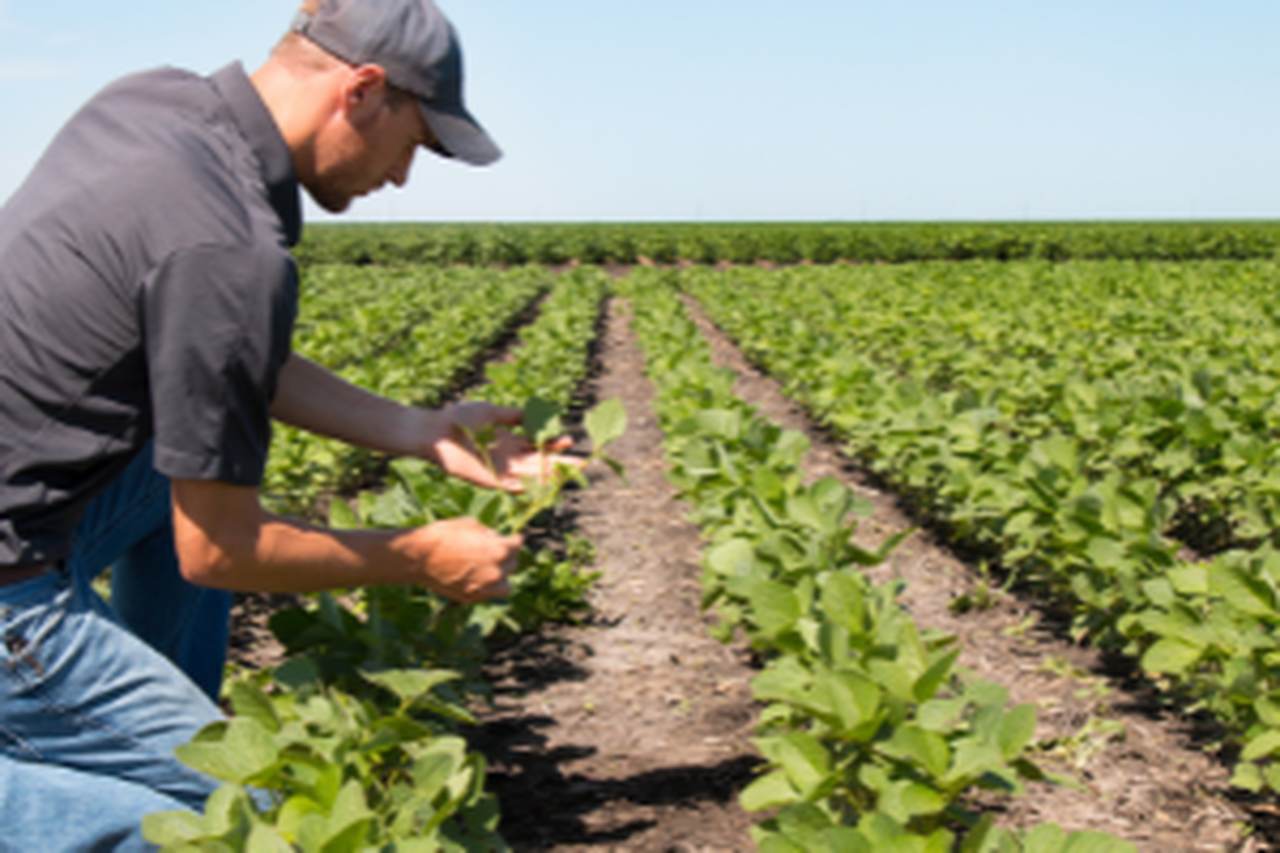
[426,401,585,492]
[402,517,522,603]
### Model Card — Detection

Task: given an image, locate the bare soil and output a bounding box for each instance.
[473,298,761,851]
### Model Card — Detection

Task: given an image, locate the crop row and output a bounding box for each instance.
[679,261,1280,795]
[621,270,1127,851]
[294,221,1280,267]
[145,269,620,849]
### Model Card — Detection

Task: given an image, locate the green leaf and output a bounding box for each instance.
[693,409,742,439]
[1038,435,1079,472]
[878,780,945,823]
[772,803,839,851]
[1262,763,1280,793]
[412,736,469,796]
[705,538,755,579]
[585,398,628,451]
[277,796,324,839]
[1140,637,1202,675]
[1231,761,1264,792]
[1168,564,1209,596]
[1256,697,1280,727]
[1210,562,1277,618]
[912,648,959,702]
[776,732,831,796]
[211,784,257,830]
[881,724,950,778]
[360,668,459,704]
[175,719,279,784]
[945,739,1005,786]
[413,748,460,800]
[747,580,802,637]
[867,658,917,703]
[246,824,293,853]
[321,781,374,849]
[998,705,1037,760]
[1139,577,1175,608]
[522,396,563,446]
[756,833,807,853]
[1020,823,1068,852]
[365,716,435,754]
[274,657,321,690]
[1241,729,1280,761]
[753,657,814,706]
[141,810,207,845]
[227,682,280,733]
[820,571,866,632]
[816,670,881,734]
[958,815,1014,853]
[741,769,798,812]
[327,498,360,529]
[918,697,967,732]
[786,493,831,533]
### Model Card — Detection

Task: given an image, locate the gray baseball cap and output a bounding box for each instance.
[290,0,501,166]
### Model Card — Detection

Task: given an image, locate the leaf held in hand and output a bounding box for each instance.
[521,397,564,448]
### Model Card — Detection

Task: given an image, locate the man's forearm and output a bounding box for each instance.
[176,498,419,592]
[270,353,445,458]
[171,478,519,602]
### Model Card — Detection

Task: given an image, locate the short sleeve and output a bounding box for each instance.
[142,242,298,484]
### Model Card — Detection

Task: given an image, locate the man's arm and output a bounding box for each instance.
[171,477,519,603]
[270,353,583,492]
[270,352,439,458]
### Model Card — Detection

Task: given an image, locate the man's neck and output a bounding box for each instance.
[249,58,341,186]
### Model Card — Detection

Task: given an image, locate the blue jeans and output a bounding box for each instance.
[0,445,233,850]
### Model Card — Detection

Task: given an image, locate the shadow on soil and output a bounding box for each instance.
[482,732,761,850]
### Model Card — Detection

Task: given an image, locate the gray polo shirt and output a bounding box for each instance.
[0,62,302,569]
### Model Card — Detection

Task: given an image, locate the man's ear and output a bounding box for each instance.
[341,63,391,123]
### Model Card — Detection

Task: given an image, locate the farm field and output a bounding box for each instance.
[150,223,1280,851]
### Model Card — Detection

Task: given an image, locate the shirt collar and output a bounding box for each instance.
[209,62,303,247]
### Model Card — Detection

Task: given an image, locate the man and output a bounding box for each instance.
[0,0,562,847]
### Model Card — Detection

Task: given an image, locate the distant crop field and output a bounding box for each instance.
[295,219,1280,266]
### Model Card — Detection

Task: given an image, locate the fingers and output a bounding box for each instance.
[417,518,526,603]
[469,534,521,601]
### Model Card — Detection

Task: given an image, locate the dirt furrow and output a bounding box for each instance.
[476,297,761,851]
[683,294,1265,852]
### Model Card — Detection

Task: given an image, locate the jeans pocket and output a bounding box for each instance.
[0,572,70,677]
[0,572,73,758]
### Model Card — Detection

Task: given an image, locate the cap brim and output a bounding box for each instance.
[419,102,502,166]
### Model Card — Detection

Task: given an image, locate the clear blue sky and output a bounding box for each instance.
[2,1,1278,222]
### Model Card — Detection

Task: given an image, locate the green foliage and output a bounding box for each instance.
[295,221,1280,267]
[683,259,1280,794]
[144,672,503,851]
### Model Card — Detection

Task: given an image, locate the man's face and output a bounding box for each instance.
[306,82,437,214]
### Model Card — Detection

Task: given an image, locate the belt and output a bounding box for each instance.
[1,563,53,586]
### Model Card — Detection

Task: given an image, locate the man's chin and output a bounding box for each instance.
[304,187,353,215]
